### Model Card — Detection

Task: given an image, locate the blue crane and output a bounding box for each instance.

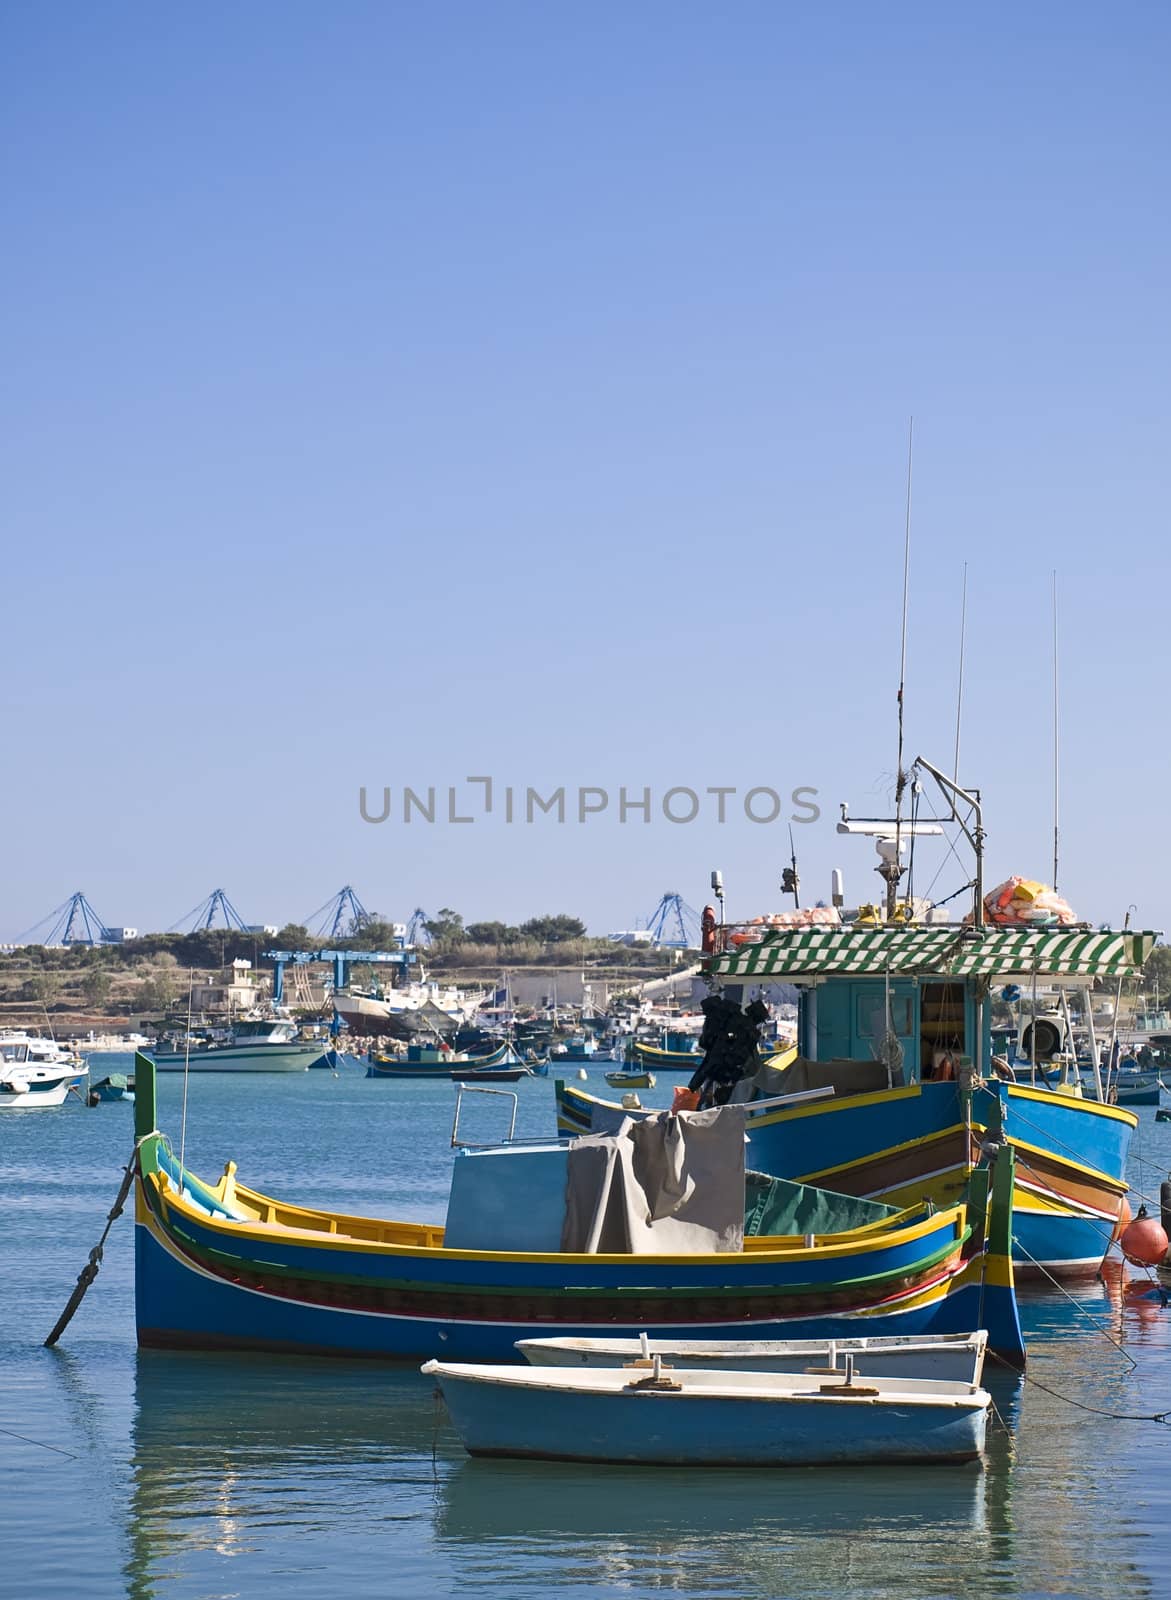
[264,947,415,1006]
[18,891,113,946]
[168,888,250,933]
[406,908,433,949]
[304,885,371,940]
[645,892,702,949]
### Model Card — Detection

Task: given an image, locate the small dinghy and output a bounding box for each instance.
[422,1354,991,1467]
[515,1329,987,1386]
[604,1069,656,1089]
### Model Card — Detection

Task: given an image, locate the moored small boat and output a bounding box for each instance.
[88,1072,135,1104]
[515,1328,987,1385]
[1,1062,88,1109]
[150,1019,318,1073]
[366,1042,530,1080]
[422,1357,991,1466]
[604,1069,656,1089]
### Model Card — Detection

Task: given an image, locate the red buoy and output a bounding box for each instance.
[1118,1205,1170,1267]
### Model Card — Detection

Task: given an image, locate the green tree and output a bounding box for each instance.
[425,908,465,948]
[26,969,61,1006]
[82,968,113,1009]
[520,914,588,944]
[1142,943,1171,999]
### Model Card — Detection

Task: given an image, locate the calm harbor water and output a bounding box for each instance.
[3,1059,1170,1600]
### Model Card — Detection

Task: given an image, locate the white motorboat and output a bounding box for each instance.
[150,1019,319,1073]
[0,1033,88,1109]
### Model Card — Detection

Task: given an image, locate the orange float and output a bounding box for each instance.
[1118,1205,1169,1267]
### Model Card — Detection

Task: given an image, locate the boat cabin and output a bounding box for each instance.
[708,923,1159,1093]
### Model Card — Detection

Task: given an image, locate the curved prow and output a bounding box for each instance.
[134,1050,157,1142]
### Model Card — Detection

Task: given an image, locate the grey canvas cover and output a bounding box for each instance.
[561,1106,747,1255]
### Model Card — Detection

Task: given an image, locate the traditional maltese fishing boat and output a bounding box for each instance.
[129,1052,1023,1365]
[559,919,1148,1281]
[560,753,1155,1287]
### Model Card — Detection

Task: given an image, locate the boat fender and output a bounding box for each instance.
[1112,1195,1133,1243]
[1119,1205,1170,1267]
[701,905,718,954]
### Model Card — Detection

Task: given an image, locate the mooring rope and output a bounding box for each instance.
[0,1425,79,1460]
[43,1141,143,1347]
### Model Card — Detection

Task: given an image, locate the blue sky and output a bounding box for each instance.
[3,4,1168,940]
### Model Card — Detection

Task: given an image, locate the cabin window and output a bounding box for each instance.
[855,993,913,1040]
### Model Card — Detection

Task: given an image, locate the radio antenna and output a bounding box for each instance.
[892,417,913,914]
[951,562,968,818]
[1052,570,1060,890]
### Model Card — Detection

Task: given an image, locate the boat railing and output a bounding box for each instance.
[451,1083,519,1148]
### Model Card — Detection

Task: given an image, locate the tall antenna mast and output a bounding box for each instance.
[1052,569,1060,890]
[952,562,968,818]
[891,417,913,916]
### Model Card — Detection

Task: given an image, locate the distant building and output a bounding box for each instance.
[191,958,268,1013]
[103,927,139,942]
[245,925,279,937]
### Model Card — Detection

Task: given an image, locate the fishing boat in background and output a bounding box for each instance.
[550,1035,610,1064]
[333,975,487,1039]
[605,1069,656,1089]
[628,1032,703,1072]
[559,932,1150,1280]
[366,1042,530,1081]
[423,1357,992,1467]
[150,1019,319,1073]
[129,1050,1024,1365]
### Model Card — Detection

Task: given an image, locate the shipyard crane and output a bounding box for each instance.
[17,891,114,946]
[405,908,433,949]
[645,892,702,950]
[304,885,371,941]
[168,888,250,934]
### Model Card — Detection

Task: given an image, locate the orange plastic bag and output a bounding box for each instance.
[672,1086,700,1113]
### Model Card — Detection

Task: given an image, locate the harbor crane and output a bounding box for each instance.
[645,892,702,949]
[18,891,114,946]
[304,885,371,941]
[168,888,250,934]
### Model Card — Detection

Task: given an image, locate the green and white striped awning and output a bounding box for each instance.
[710,926,1160,982]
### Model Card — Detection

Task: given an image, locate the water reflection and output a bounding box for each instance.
[120,1343,1166,1600]
[124,1353,1032,1600]
[436,1452,997,1598]
[124,1352,449,1600]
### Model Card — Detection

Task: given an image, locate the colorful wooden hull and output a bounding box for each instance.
[555,1075,1133,1281]
[631,1041,702,1072]
[130,1055,1024,1366]
[366,1044,528,1080]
